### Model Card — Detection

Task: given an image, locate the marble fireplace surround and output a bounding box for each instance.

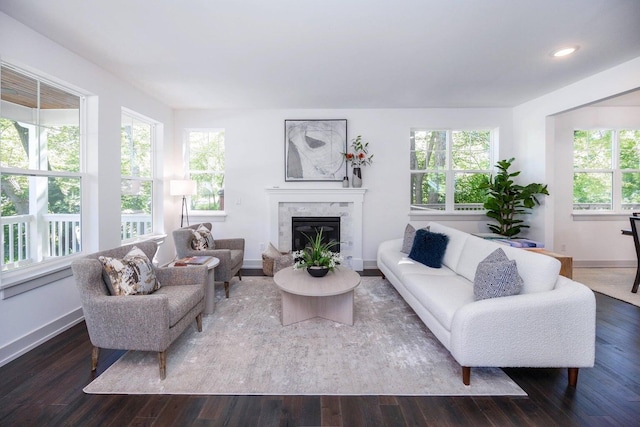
[266,188,366,271]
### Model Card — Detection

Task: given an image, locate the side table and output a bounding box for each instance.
[168,257,220,315]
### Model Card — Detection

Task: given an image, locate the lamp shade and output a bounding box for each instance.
[170,179,197,196]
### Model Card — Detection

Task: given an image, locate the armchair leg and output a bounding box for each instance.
[224,281,230,298]
[462,366,471,385]
[158,351,167,380]
[568,368,579,387]
[91,346,99,371]
[196,313,203,332]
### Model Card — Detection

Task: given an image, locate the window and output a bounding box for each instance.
[573,129,640,212]
[410,129,493,212]
[1,64,84,271]
[186,130,225,211]
[121,110,156,240]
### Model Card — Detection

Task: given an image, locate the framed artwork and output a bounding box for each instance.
[285,119,347,181]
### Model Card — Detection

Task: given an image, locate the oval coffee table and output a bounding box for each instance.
[273,266,361,326]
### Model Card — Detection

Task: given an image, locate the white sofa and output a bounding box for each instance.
[376,222,596,387]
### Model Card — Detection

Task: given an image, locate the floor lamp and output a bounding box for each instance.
[170,179,197,227]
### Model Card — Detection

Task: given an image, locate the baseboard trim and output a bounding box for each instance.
[574,260,636,268]
[0,308,84,368]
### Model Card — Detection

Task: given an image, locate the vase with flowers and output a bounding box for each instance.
[342,135,374,187]
[293,228,342,277]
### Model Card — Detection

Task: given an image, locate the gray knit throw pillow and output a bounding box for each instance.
[401,224,430,253]
[473,248,523,300]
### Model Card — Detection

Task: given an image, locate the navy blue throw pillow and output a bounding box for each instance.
[408,229,449,268]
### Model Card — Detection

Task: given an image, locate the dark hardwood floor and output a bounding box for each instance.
[2,275,640,426]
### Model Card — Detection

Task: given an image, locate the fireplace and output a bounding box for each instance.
[292,217,340,252]
[266,188,366,270]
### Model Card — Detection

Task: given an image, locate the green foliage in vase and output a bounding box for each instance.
[293,228,342,270]
[479,158,549,237]
[342,135,374,167]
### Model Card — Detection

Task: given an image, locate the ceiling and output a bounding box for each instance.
[2,0,640,109]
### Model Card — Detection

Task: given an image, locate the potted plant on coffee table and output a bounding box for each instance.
[293,228,342,277]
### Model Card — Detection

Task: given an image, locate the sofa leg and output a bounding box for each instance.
[196,313,203,332]
[158,351,167,380]
[568,368,579,387]
[462,366,471,385]
[238,271,242,281]
[224,282,230,298]
[91,346,99,371]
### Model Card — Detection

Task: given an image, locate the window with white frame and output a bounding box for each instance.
[186,130,225,211]
[1,64,84,271]
[410,129,493,212]
[121,110,157,240]
[573,129,640,212]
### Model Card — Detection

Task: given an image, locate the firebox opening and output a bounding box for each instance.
[292,216,340,253]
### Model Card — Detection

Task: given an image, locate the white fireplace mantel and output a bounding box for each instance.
[266,187,367,270]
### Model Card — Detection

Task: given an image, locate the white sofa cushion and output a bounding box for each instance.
[428,223,469,270]
[379,240,457,280]
[456,235,560,294]
[403,273,475,331]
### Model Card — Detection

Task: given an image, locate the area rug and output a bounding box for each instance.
[83,276,526,396]
[574,267,640,307]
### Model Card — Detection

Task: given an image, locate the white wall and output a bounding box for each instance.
[552,106,640,265]
[172,108,514,268]
[0,12,174,366]
[513,56,640,260]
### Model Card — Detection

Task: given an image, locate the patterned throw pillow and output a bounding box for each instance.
[408,229,449,268]
[99,246,161,296]
[473,248,523,300]
[191,224,215,250]
[401,224,430,253]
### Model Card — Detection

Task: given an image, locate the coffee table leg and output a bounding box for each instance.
[280,291,354,326]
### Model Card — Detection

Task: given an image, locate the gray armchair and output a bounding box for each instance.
[70,241,207,379]
[172,223,245,298]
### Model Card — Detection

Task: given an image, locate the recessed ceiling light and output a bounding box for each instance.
[552,46,579,57]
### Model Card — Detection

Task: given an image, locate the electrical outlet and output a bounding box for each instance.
[259,242,265,251]
[561,244,566,252]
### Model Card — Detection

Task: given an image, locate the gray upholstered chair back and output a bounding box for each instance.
[72,241,158,303]
[173,223,212,258]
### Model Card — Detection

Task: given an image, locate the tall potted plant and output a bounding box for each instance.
[480,158,549,237]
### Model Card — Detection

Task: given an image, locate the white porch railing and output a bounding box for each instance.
[1,214,31,266]
[121,213,153,241]
[2,213,152,268]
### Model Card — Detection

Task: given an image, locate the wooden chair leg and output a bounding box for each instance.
[91,346,99,371]
[568,367,579,387]
[462,366,471,385]
[224,281,230,298]
[158,351,167,380]
[196,313,203,332]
